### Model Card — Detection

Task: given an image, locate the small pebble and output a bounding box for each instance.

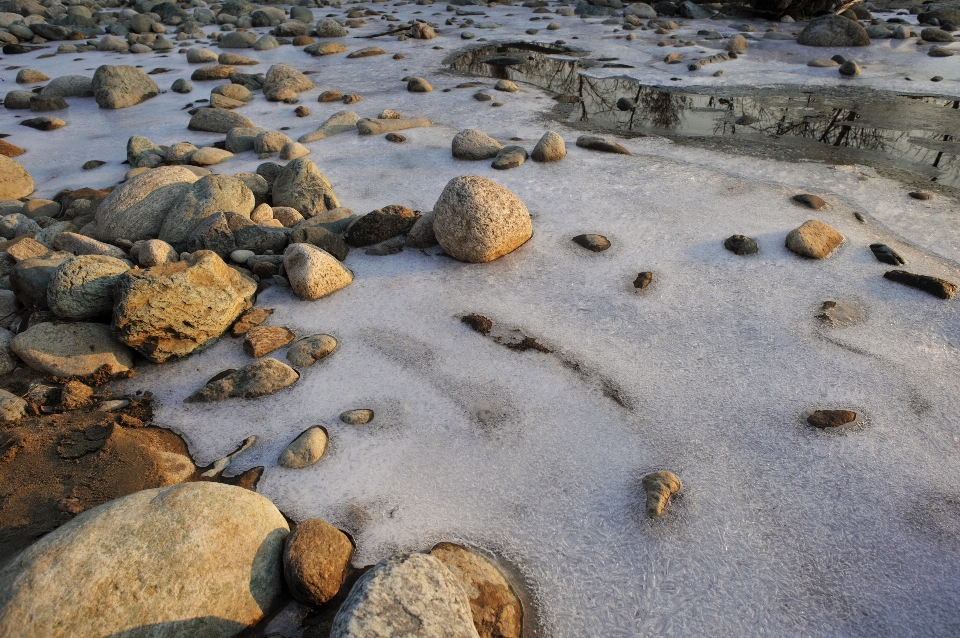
[572,234,611,252]
[340,409,374,425]
[633,272,653,289]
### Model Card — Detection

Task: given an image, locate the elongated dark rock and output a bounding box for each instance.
[884,270,956,299]
[869,243,905,265]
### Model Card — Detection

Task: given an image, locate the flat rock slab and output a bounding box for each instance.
[232,307,274,336]
[356,117,431,135]
[298,110,360,143]
[244,325,296,358]
[576,135,631,155]
[11,322,134,377]
[869,243,906,265]
[113,250,256,363]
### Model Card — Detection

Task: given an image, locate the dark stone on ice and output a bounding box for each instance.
[462,313,492,335]
[883,270,957,299]
[724,234,758,255]
[572,234,611,252]
[807,409,856,428]
[869,243,905,265]
[633,271,653,289]
[792,193,827,210]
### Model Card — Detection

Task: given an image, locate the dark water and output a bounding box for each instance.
[446,42,960,187]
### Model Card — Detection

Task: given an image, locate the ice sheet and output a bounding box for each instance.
[4,3,960,635]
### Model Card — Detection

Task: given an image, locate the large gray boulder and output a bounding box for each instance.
[113,250,256,362]
[159,174,255,248]
[797,14,871,46]
[11,321,134,377]
[47,255,131,320]
[432,176,533,263]
[272,158,339,218]
[331,552,480,638]
[0,482,289,638]
[188,108,255,133]
[91,65,160,109]
[0,155,33,200]
[39,75,93,98]
[96,166,199,243]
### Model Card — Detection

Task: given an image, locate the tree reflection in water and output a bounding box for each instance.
[446,42,960,188]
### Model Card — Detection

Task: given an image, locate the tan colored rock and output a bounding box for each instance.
[0,155,34,200]
[430,543,523,638]
[138,238,178,267]
[356,116,431,135]
[280,141,310,161]
[642,470,681,517]
[531,131,566,162]
[11,322,134,377]
[785,219,843,259]
[113,250,256,363]
[298,110,360,143]
[5,236,49,262]
[0,482,289,638]
[283,243,354,300]
[278,426,328,470]
[432,176,532,263]
[272,158,340,218]
[272,206,304,227]
[231,306,274,336]
[284,518,353,605]
[250,203,273,223]
[244,325,296,357]
[190,146,234,166]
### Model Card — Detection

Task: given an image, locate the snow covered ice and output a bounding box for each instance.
[5,0,960,635]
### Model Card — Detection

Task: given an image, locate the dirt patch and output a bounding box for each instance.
[0,401,198,565]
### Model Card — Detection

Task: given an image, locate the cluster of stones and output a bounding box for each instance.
[0,482,525,638]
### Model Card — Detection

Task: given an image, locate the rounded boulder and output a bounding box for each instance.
[0,482,289,638]
[432,176,532,263]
